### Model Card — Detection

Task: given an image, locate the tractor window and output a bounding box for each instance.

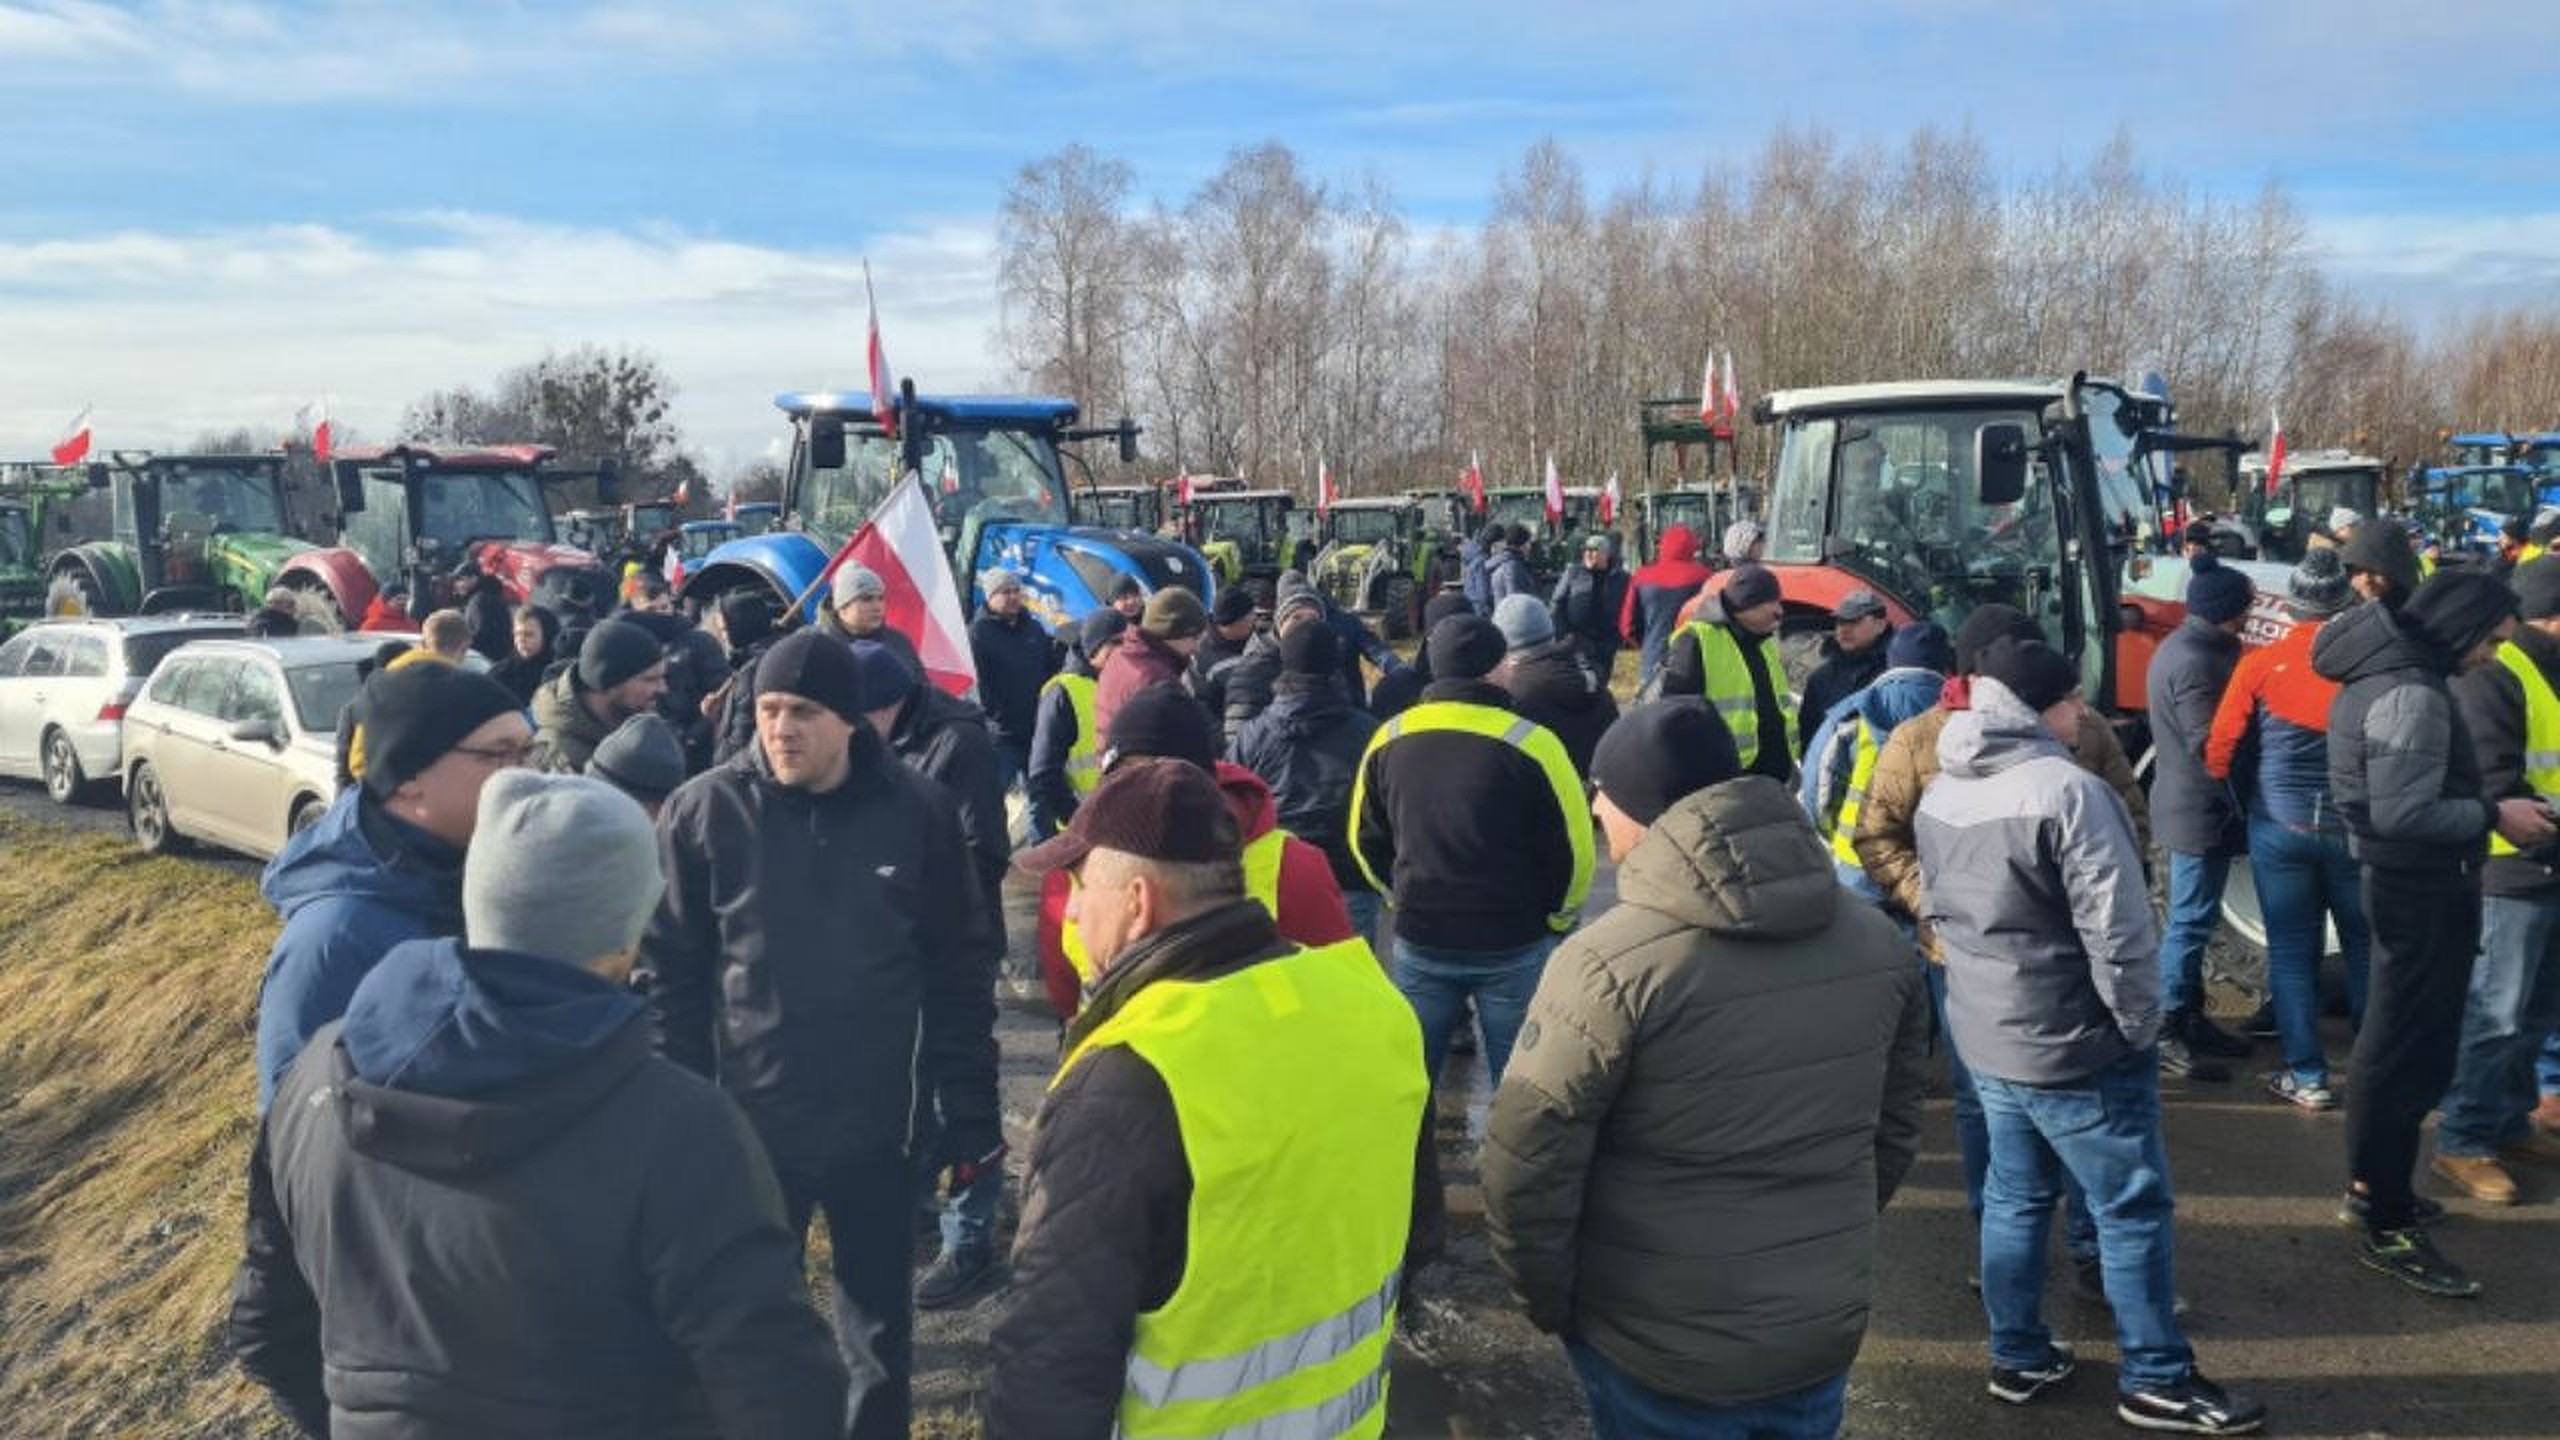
[2079,388,2156,550]
[346,473,410,575]
[1329,509,1400,546]
[159,463,284,535]
[417,470,550,548]
[0,508,27,566]
[1765,421,1835,563]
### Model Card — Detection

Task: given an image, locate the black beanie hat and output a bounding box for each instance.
[2184,556,2255,625]
[353,663,524,801]
[1976,636,2080,713]
[1105,685,1217,771]
[1954,603,2041,675]
[1422,592,1474,631]
[1279,618,1342,676]
[1721,564,1781,613]
[2403,570,2518,661]
[717,588,777,650]
[754,629,867,724]
[578,617,666,692]
[1590,699,1741,825]
[2514,557,2560,622]
[1077,607,1128,661]
[1212,585,1259,625]
[1426,614,1506,681]
[2340,522,2422,599]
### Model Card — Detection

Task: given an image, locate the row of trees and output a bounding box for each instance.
[998,130,2560,501]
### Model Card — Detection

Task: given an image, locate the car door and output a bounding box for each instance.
[0,630,67,776]
[49,629,113,754]
[0,630,35,775]
[148,656,238,838]
[204,658,294,856]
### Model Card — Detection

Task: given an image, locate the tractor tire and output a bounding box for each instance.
[44,569,110,619]
[281,577,348,634]
[128,761,183,855]
[1379,575,1419,640]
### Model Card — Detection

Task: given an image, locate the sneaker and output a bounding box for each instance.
[2336,1190,2445,1229]
[1987,1342,2076,1405]
[2357,1227,2481,1298]
[2117,1373,2269,1434]
[2159,1033,2230,1083]
[2070,1257,2192,1317]
[2264,1071,2338,1112]
[913,1245,998,1310]
[2182,1012,2255,1059]
[2431,1153,2519,1205]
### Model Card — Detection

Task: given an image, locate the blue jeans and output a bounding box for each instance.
[2542,1031,2560,1100]
[2248,818,2371,1085]
[1974,1050,2193,1393]
[2162,850,2233,1015]
[938,1163,1002,1256]
[1567,1342,1847,1440]
[1391,936,1558,1086]
[1926,965,2097,1261]
[2438,895,2560,1156]
[1344,890,1383,948]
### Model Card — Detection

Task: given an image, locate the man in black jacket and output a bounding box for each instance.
[1232,620,1384,938]
[1188,584,1260,728]
[1794,588,1892,759]
[1547,532,1630,687]
[2149,560,2257,1079]
[1492,594,1618,778]
[967,567,1057,787]
[232,771,845,1439]
[1027,610,1125,837]
[2314,570,2519,1298]
[641,631,996,1439]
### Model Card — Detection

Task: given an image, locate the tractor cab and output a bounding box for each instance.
[2412,464,2536,560]
[2512,433,2560,504]
[1480,486,1602,587]
[1080,484,1164,535]
[731,500,782,535]
[1309,497,1449,638]
[44,452,317,618]
[676,519,739,563]
[2230,450,2388,563]
[1635,397,1747,558]
[559,507,628,560]
[324,444,617,625]
[1183,490,1301,600]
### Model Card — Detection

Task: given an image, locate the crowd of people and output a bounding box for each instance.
[212,511,2560,1440]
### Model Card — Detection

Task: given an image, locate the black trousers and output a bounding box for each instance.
[2349,863,2481,1231]
[778,1148,913,1440]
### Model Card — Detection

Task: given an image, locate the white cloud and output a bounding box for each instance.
[0,214,1011,474]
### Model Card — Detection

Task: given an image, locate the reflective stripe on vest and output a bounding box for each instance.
[1064,828,1287,985]
[1827,718,1882,868]
[2490,640,2560,857]
[1345,699,1595,934]
[1055,939,1424,1440]
[1687,621,1795,768]
[1043,672,1104,796]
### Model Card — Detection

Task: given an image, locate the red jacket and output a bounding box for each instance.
[1037,761,1354,1017]
[356,593,412,633]
[1620,523,1715,645]
[1092,630,1191,744]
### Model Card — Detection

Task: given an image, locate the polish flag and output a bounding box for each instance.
[865,260,897,440]
[1461,450,1487,512]
[1543,453,1564,525]
[817,473,977,696]
[1599,472,1620,526]
[51,405,93,467]
[1721,351,1740,421]
[1317,458,1337,514]
[672,475,692,508]
[661,543,685,589]
[2265,412,2287,497]
[296,399,334,462]
[1699,351,1717,421]
[1176,470,1194,507]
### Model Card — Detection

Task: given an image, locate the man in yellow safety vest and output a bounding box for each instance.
[991,760,1429,1440]
[1659,562,1798,784]
[1027,609,1127,838]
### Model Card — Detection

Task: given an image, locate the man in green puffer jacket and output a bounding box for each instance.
[1482,699,1930,1436]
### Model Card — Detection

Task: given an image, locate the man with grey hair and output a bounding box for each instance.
[991,759,1427,1437]
[231,771,846,1438]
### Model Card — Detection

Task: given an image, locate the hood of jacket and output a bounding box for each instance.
[330,938,651,1176]
[1937,675,2066,780]
[1853,666,1948,734]
[1616,775,1839,940]
[1504,642,1607,714]
[891,678,992,751]
[1213,759,1279,841]
[1651,523,1699,567]
[2312,597,2445,685]
[261,790,461,926]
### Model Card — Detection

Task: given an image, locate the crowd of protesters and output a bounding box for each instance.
[216,505,2560,1440]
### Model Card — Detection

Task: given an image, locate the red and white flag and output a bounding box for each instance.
[1461,450,1487,513]
[1543,453,1564,525]
[295,398,334,462]
[1721,350,1740,421]
[2264,411,2288,497]
[672,475,692,508]
[864,259,897,441]
[1699,351,1717,421]
[725,488,738,522]
[816,473,977,696]
[661,543,685,590]
[1176,470,1194,507]
[1599,472,1620,526]
[1317,458,1337,514]
[51,405,93,467]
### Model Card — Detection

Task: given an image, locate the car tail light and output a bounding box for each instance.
[97,701,127,722]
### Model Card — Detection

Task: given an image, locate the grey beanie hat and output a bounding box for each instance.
[464,771,664,967]
[588,713,688,805]
[832,562,886,607]
[1491,594,1555,651]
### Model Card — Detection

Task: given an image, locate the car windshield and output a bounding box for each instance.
[1328,508,1401,546]
[0,507,26,567]
[286,659,364,734]
[1768,406,2067,644]
[156,461,285,534]
[418,469,554,547]
[2289,469,2379,521]
[801,422,1068,547]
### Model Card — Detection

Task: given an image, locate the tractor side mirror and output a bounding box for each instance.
[1977,424,2030,507]
[809,416,848,472]
[333,460,366,515]
[84,463,109,489]
[1117,417,1141,465]
[593,458,621,504]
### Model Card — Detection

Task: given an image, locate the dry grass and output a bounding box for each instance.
[0,817,284,1439]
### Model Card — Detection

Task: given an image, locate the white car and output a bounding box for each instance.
[0,616,246,804]
[120,635,384,860]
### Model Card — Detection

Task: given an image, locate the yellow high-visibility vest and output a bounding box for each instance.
[1688,620,1795,769]
[1056,938,1425,1440]
[1345,699,1594,934]
[1064,828,1286,985]
[2489,640,2560,857]
[1826,718,1884,868]
[1042,671,1103,796]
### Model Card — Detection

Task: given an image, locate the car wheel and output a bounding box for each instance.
[41,728,91,806]
[128,761,181,855]
[288,794,325,836]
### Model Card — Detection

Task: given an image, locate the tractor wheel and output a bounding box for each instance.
[1379,575,1419,641]
[44,570,108,618]
[41,727,94,806]
[281,578,348,634]
[128,761,183,855]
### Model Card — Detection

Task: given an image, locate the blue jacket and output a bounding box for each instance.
[1801,666,1946,900]
[1460,538,1492,613]
[254,790,465,1109]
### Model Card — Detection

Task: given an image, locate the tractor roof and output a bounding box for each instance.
[774,392,1081,427]
[1761,379,2075,416]
[1325,496,1413,510]
[2242,449,2386,473]
[2450,432,2512,447]
[334,442,558,468]
[680,519,739,534]
[1192,488,1295,502]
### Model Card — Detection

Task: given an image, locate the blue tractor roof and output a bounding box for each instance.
[2450,433,2510,448]
[774,392,1081,426]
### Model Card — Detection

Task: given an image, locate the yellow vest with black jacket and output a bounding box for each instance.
[1044,922,1427,1439]
[1042,671,1104,797]
[1062,828,1287,985]
[1685,620,1796,771]
[1824,717,1886,868]
[2479,636,2560,892]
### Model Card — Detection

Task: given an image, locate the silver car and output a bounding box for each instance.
[121,635,382,860]
[0,616,246,804]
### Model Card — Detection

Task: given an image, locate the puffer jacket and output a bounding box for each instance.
[1619,523,1712,662]
[1217,628,1284,748]
[1852,675,2149,950]
[2145,615,2246,856]
[1481,777,1929,1408]
[883,680,1011,895]
[1486,543,1534,603]
[2205,618,2339,832]
[1230,674,1382,892]
[1800,666,1944,890]
[1497,640,1619,777]
[2312,595,2494,871]
[1915,676,2161,1085]
[2456,621,2560,897]
[527,668,618,774]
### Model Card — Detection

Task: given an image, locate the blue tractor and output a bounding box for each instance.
[681,391,1212,630]
[2411,463,2537,561]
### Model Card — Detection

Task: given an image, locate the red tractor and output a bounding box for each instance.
[292,444,619,626]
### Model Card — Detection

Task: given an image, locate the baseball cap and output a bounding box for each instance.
[1014,757,1241,876]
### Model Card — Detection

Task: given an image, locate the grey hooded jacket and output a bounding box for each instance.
[1915,676,2160,1085]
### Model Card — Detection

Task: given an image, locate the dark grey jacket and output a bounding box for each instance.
[2312,598,2494,872]
[2144,616,2246,855]
[1482,777,1929,1407]
[1916,677,2161,1084]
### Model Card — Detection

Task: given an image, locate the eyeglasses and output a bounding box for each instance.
[451,740,536,769]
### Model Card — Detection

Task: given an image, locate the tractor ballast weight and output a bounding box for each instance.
[41,451,343,621]
[296,444,620,626]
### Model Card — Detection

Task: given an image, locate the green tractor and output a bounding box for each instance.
[42,452,355,622]
[1,462,108,636]
[1634,396,1745,560]
[1308,496,1452,639]
[1079,483,1167,535]
[1181,488,1306,602]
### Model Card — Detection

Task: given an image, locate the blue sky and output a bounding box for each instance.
[5,0,2556,469]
